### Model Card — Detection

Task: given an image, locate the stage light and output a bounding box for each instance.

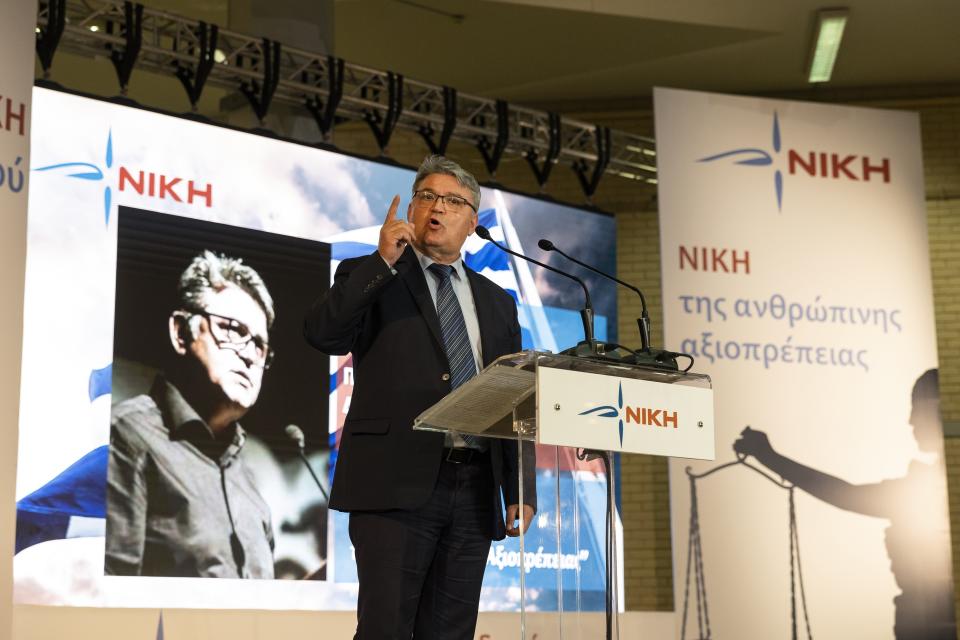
[807,9,848,83]
[88,24,99,32]
[214,49,227,64]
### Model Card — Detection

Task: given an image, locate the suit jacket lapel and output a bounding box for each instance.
[466,267,499,367]
[396,246,445,351]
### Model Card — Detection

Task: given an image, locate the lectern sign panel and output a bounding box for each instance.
[536,368,714,459]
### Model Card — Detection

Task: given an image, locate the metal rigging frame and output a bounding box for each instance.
[36,0,658,197]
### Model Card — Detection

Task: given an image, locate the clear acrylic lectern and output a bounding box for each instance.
[414,350,714,640]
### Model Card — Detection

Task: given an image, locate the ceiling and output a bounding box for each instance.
[343,0,960,104]
[146,0,960,104]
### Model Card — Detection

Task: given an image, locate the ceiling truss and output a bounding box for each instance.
[36,0,658,197]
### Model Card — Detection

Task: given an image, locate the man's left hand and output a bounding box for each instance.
[505,504,535,537]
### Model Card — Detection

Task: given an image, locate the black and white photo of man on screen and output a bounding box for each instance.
[106,250,276,578]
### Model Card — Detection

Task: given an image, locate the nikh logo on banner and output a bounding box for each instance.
[34,128,214,225]
[35,130,114,224]
[697,111,892,212]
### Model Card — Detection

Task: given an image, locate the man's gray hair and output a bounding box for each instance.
[413,155,481,211]
[178,250,275,328]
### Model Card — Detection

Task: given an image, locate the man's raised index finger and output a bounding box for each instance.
[384,195,401,222]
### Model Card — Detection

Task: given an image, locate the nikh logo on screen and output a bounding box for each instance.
[34,129,214,225]
[696,111,892,212]
[579,382,679,446]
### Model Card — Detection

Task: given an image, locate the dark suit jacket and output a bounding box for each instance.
[304,246,536,541]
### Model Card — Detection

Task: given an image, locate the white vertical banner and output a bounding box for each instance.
[0,0,36,637]
[655,87,954,640]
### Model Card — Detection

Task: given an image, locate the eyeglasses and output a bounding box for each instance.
[186,310,275,369]
[413,189,477,213]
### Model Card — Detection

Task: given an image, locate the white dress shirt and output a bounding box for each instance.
[412,248,484,450]
[381,248,484,372]
[412,248,484,373]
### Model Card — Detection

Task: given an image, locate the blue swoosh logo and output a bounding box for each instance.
[697,148,772,166]
[579,405,619,418]
[34,162,104,180]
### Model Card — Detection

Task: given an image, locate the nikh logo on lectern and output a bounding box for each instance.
[579,382,679,446]
[696,111,892,212]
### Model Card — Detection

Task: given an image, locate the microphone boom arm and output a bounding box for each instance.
[475,225,596,350]
[539,239,651,352]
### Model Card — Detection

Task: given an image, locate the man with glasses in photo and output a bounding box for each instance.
[305,155,536,639]
[106,250,276,578]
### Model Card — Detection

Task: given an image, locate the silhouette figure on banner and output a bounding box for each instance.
[734,370,956,640]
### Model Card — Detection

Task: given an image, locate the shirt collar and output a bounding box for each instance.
[412,246,466,281]
[150,376,246,465]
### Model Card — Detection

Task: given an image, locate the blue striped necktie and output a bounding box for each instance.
[427,263,484,450]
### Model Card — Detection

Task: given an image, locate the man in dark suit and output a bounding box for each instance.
[304,156,536,639]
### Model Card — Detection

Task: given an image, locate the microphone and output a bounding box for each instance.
[538,238,652,353]
[285,424,306,449]
[285,425,329,502]
[475,224,595,350]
